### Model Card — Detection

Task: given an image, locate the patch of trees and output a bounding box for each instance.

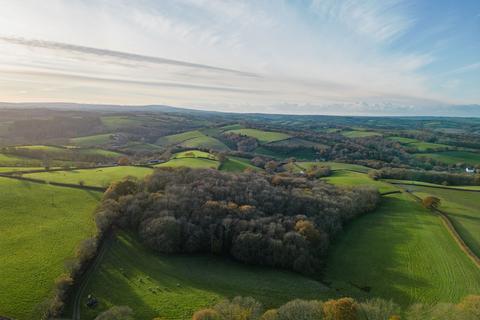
[222,132,259,152]
[97,168,379,275]
[370,168,480,186]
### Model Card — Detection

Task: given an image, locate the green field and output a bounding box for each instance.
[156,130,229,151]
[0,177,100,320]
[79,232,330,320]
[220,157,261,172]
[398,184,480,257]
[323,170,398,193]
[0,166,44,173]
[15,145,122,159]
[0,153,41,166]
[410,142,450,152]
[384,179,480,191]
[155,157,219,169]
[341,130,382,138]
[24,166,153,188]
[325,192,480,306]
[172,150,217,160]
[295,161,371,173]
[225,128,291,144]
[101,116,141,130]
[70,134,115,147]
[387,136,419,144]
[415,151,480,166]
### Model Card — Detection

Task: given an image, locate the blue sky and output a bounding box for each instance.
[0,0,478,115]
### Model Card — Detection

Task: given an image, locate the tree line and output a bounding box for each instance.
[370,168,480,186]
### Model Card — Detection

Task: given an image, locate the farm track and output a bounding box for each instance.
[72,232,114,320]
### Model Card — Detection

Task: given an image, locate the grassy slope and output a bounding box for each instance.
[24,166,153,188]
[398,185,480,257]
[0,153,41,166]
[173,150,217,160]
[415,151,480,165]
[0,178,100,319]
[71,134,114,147]
[16,145,122,159]
[295,161,371,173]
[155,158,219,169]
[325,193,480,306]
[323,170,398,193]
[156,130,229,151]
[226,128,291,143]
[383,179,480,190]
[80,232,330,320]
[410,142,450,152]
[220,157,261,172]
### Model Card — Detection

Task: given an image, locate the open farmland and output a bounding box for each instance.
[0,153,42,166]
[341,130,382,138]
[294,161,371,173]
[225,128,291,143]
[79,232,330,320]
[24,166,153,188]
[70,134,115,147]
[398,184,480,257]
[173,150,217,160]
[415,151,480,166]
[0,177,100,320]
[220,156,261,172]
[156,130,229,151]
[324,192,480,306]
[323,170,398,193]
[0,166,44,173]
[155,157,219,169]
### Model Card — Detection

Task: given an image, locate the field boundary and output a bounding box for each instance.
[0,174,106,192]
[387,181,480,192]
[404,190,480,269]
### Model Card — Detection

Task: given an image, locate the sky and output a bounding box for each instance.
[0,0,479,116]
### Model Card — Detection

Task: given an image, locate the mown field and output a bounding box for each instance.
[225,128,291,143]
[325,192,480,306]
[79,232,330,320]
[398,184,480,258]
[24,166,153,188]
[415,151,480,166]
[156,130,229,151]
[0,177,100,320]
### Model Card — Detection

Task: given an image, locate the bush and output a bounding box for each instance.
[214,297,264,320]
[276,299,323,320]
[358,299,400,320]
[192,309,222,320]
[323,298,358,320]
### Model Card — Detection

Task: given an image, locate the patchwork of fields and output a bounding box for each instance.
[0,178,101,319]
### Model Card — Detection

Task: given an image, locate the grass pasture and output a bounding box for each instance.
[341,130,382,138]
[79,232,329,320]
[325,192,480,306]
[156,130,229,151]
[15,145,122,159]
[70,134,115,147]
[155,157,219,169]
[24,166,153,188]
[323,170,398,193]
[409,142,450,152]
[220,157,261,172]
[225,128,291,144]
[172,150,217,160]
[0,177,100,320]
[0,153,42,166]
[0,166,44,173]
[397,184,480,258]
[295,161,371,173]
[415,151,480,166]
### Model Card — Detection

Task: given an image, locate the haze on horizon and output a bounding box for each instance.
[0,0,479,116]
